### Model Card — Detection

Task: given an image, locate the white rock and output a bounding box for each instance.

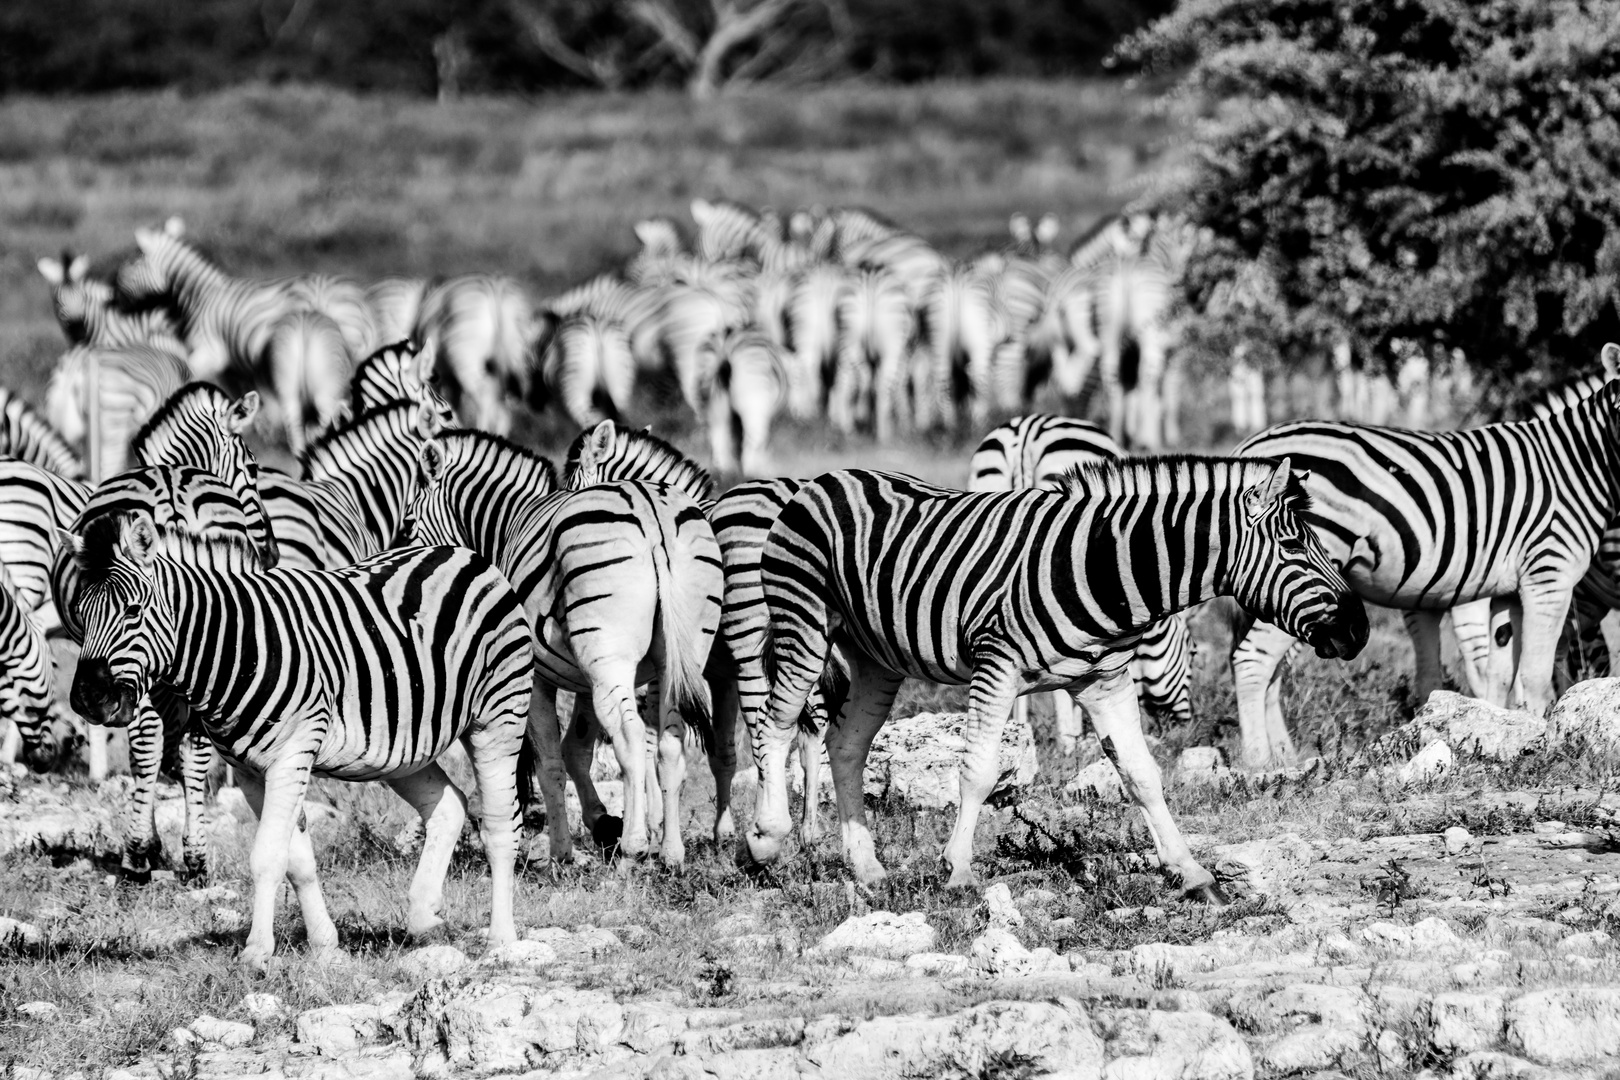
[863,711,1038,809]
[1546,678,1620,764]
[1398,740,1453,785]
[1065,758,1123,803]
[1261,1024,1364,1074]
[620,1001,689,1054]
[1174,747,1230,788]
[1430,992,1505,1055]
[1102,1008,1254,1080]
[17,1001,59,1020]
[983,883,1023,930]
[905,952,972,977]
[295,1003,385,1056]
[169,1027,198,1049]
[1555,929,1613,954]
[211,908,246,932]
[971,929,1067,976]
[1128,943,1223,980]
[1411,916,1462,949]
[1506,988,1620,1065]
[400,979,625,1070]
[184,885,240,904]
[398,944,469,982]
[481,940,558,969]
[240,993,283,1021]
[0,916,44,946]
[1367,691,1545,764]
[189,1015,254,1048]
[1212,833,1313,897]
[1444,826,1475,855]
[849,955,908,978]
[812,911,936,959]
[521,925,622,960]
[805,998,1105,1078]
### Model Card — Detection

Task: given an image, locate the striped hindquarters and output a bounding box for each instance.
[968,414,1119,492]
[0,387,86,480]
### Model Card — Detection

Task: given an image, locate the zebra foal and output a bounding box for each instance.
[753,460,1367,892]
[67,515,532,971]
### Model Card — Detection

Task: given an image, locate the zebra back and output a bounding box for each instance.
[969,414,1119,492]
[0,558,70,771]
[691,198,768,263]
[2,459,90,616]
[0,387,86,481]
[542,315,636,428]
[564,420,715,503]
[349,339,456,425]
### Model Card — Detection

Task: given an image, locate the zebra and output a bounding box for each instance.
[1007,212,1062,265]
[49,464,275,879]
[1024,263,1103,406]
[838,229,947,307]
[131,386,437,572]
[65,513,533,972]
[918,261,1010,430]
[413,274,538,436]
[697,328,789,478]
[751,460,1367,890]
[0,387,85,481]
[689,198,778,265]
[0,559,78,775]
[835,267,914,442]
[968,414,1194,745]
[1230,372,1620,768]
[404,428,721,866]
[626,217,692,285]
[781,264,853,419]
[47,344,191,482]
[347,338,456,426]
[286,274,377,362]
[365,277,431,344]
[538,314,636,428]
[265,308,353,456]
[37,251,183,353]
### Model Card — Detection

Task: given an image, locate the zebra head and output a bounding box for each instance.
[115,217,186,308]
[63,512,177,730]
[0,572,81,773]
[1230,458,1368,661]
[350,339,456,426]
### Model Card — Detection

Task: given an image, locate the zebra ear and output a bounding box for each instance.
[414,400,439,439]
[586,418,615,456]
[1260,457,1294,508]
[120,512,159,568]
[164,216,185,237]
[68,254,90,282]
[1009,214,1032,244]
[413,338,438,384]
[690,198,714,227]
[416,440,446,486]
[1036,214,1060,246]
[37,257,64,286]
[633,220,661,249]
[227,392,259,434]
[1602,342,1619,381]
[134,227,161,254]
[54,528,84,562]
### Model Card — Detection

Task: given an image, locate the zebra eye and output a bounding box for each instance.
[123,602,142,618]
[1279,535,1307,554]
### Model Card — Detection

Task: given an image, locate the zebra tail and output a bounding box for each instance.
[653,501,715,754]
[493,284,533,387]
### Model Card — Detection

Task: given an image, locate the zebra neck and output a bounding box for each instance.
[311,442,417,552]
[162,243,227,331]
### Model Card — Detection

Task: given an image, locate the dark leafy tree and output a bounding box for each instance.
[1122,0,1620,400]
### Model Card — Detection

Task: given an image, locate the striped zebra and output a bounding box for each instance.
[1025,263,1103,405]
[918,261,1010,430]
[0,387,85,481]
[66,514,533,971]
[626,217,692,285]
[49,464,273,879]
[835,267,913,442]
[47,344,191,482]
[1007,213,1062,265]
[1231,371,1620,768]
[839,228,948,307]
[752,460,1367,889]
[287,274,377,362]
[266,308,352,457]
[782,263,852,419]
[348,339,456,426]
[969,415,1194,744]
[405,429,721,865]
[413,274,538,436]
[539,314,636,427]
[0,559,78,775]
[697,328,789,478]
[688,198,817,270]
[37,252,183,353]
[131,387,437,572]
[365,277,431,344]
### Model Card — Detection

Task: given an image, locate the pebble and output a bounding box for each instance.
[17,1001,59,1020]
[240,993,284,1020]
[1443,826,1474,855]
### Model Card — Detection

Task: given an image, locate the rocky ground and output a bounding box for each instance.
[3,683,1620,1080]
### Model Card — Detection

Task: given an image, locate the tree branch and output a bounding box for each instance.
[505,0,624,88]
[624,0,702,65]
[690,0,798,97]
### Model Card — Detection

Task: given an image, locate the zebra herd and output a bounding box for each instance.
[4,210,1620,966]
[31,203,1209,493]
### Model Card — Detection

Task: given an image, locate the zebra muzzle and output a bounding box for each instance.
[70,660,139,729]
[1305,594,1370,661]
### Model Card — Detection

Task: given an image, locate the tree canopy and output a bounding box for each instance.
[1122,0,1620,397]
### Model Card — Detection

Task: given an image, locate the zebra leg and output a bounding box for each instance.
[560,692,614,851]
[1448,599,1495,700]
[179,729,213,882]
[463,721,524,947]
[589,670,651,859]
[1514,578,1577,715]
[1488,596,1523,708]
[1083,665,1221,900]
[940,659,1019,888]
[1230,619,1302,769]
[744,639,827,868]
[797,680,839,846]
[707,655,741,844]
[525,680,575,863]
[1050,692,1082,756]
[237,761,318,973]
[655,713,688,868]
[86,725,109,784]
[387,762,469,940]
[1137,615,1193,725]
[119,701,168,882]
[1402,609,1446,706]
[823,659,903,885]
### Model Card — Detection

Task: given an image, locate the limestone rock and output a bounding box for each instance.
[481,940,558,970]
[1546,678,1620,764]
[905,952,971,977]
[1175,747,1230,788]
[17,1001,59,1020]
[1128,943,1225,981]
[969,929,1067,977]
[1065,758,1123,803]
[0,915,45,947]
[295,1003,387,1057]
[522,925,622,961]
[1366,691,1545,765]
[863,711,1038,809]
[811,911,936,960]
[1398,740,1453,785]
[1505,988,1620,1064]
[241,993,283,1021]
[1444,826,1476,856]
[401,978,626,1073]
[1102,1008,1254,1080]
[1430,993,1505,1056]
[398,944,469,983]
[1212,833,1313,897]
[189,1015,254,1048]
[983,883,1023,930]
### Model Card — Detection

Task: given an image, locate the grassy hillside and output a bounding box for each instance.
[0,79,1172,414]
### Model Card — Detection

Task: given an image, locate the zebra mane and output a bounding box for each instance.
[1057,455,1312,514]
[563,423,714,501]
[299,401,420,476]
[77,510,262,581]
[1065,211,1124,261]
[436,428,561,493]
[131,382,231,452]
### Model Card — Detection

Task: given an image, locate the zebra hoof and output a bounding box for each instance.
[117,863,154,886]
[591,815,624,855]
[1183,880,1231,907]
